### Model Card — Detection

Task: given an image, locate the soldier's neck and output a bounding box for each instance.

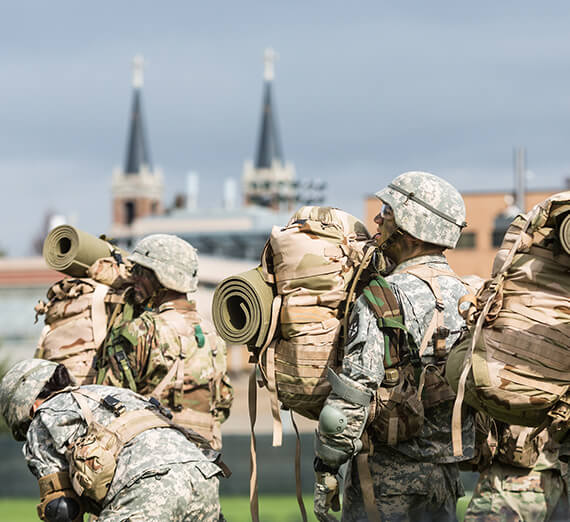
[153,290,187,307]
[386,236,444,265]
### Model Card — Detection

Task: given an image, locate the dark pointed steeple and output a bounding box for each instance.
[255,48,284,169]
[125,55,152,175]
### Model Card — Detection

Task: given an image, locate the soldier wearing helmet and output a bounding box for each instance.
[97,234,233,450]
[0,358,225,521]
[313,172,476,521]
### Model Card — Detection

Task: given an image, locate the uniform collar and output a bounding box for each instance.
[158,298,196,313]
[393,254,448,273]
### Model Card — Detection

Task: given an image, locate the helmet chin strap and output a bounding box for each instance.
[376,228,404,252]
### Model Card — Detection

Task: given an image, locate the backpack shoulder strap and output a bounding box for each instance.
[396,264,459,358]
[361,276,407,368]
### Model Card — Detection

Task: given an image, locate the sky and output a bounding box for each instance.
[2,1,570,256]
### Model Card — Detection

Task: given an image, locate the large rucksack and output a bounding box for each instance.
[255,207,374,428]
[34,257,134,385]
[447,192,570,453]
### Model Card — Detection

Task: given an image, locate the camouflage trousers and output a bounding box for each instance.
[98,462,221,521]
[464,463,567,522]
[341,446,464,522]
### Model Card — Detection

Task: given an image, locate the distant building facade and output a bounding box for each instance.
[242,48,297,212]
[110,55,163,245]
[109,49,300,260]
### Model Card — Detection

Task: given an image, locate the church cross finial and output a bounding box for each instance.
[132,54,145,88]
[263,47,277,82]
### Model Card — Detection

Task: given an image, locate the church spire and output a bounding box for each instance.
[255,48,284,169]
[125,54,152,175]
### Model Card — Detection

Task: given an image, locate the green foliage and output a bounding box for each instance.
[0,494,474,521]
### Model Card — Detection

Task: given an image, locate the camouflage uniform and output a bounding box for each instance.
[102,298,232,448]
[98,235,233,450]
[465,431,568,522]
[0,359,223,521]
[314,172,475,522]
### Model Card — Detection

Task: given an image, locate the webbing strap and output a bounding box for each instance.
[71,391,94,426]
[151,359,180,401]
[327,368,372,407]
[106,409,172,445]
[343,244,377,341]
[356,433,381,522]
[260,241,275,284]
[498,368,569,396]
[38,471,73,497]
[266,342,283,447]
[91,284,110,348]
[291,411,308,522]
[451,204,541,456]
[256,295,283,448]
[398,265,447,357]
[248,368,260,522]
[274,260,344,282]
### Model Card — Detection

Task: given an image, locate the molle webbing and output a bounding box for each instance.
[361,276,406,367]
[71,390,210,449]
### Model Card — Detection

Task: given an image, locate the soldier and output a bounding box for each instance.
[465,424,568,521]
[0,358,226,521]
[97,234,233,449]
[313,171,475,521]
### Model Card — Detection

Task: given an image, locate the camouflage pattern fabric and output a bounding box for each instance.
[128,234,199,293]
[98,462,220,521]
[342,445,463,522]
[25,385,222,520]
[375,171,466,248]
[465,429,568,521]
[464,464,566,522]
[315,254,475,519]
[100,298,233,447]
[0,358,61,440]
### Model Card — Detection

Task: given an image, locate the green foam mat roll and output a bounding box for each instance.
[43,225,127,278]
[212,267,275,347]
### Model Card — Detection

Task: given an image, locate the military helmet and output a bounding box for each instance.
[375,171,466,248]
[128,234,199,293]
[0,359,60,441]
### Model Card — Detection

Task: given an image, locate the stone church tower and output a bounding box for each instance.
[242,48,296,211]
[111,55,163,238]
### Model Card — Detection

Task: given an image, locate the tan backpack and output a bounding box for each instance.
[255,207,373,432]
[447,192,570,455]
[34,257,134,385]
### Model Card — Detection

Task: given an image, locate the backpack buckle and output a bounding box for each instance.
[101,395,125,416]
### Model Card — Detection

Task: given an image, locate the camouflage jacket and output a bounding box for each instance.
[100,298,233,424]
[24,385,222,505]
[316,254,475,467]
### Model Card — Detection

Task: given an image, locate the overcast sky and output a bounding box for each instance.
[2,1,570,256]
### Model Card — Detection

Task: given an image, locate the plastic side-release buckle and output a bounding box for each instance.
[101,395,126,417]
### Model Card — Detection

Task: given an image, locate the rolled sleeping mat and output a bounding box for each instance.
[43,225,128,278]
[559,213,570,256]
[212,267,275,347]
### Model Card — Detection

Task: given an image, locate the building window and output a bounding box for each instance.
[456,232,476,249]
[125,201,135,225]
[492,213,514,248]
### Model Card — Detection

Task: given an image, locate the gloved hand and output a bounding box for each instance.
[314,471,340,522]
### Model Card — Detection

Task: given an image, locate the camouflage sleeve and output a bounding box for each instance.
[24,420,68,479]
[316,296,386,468]
[121,316,156,383]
